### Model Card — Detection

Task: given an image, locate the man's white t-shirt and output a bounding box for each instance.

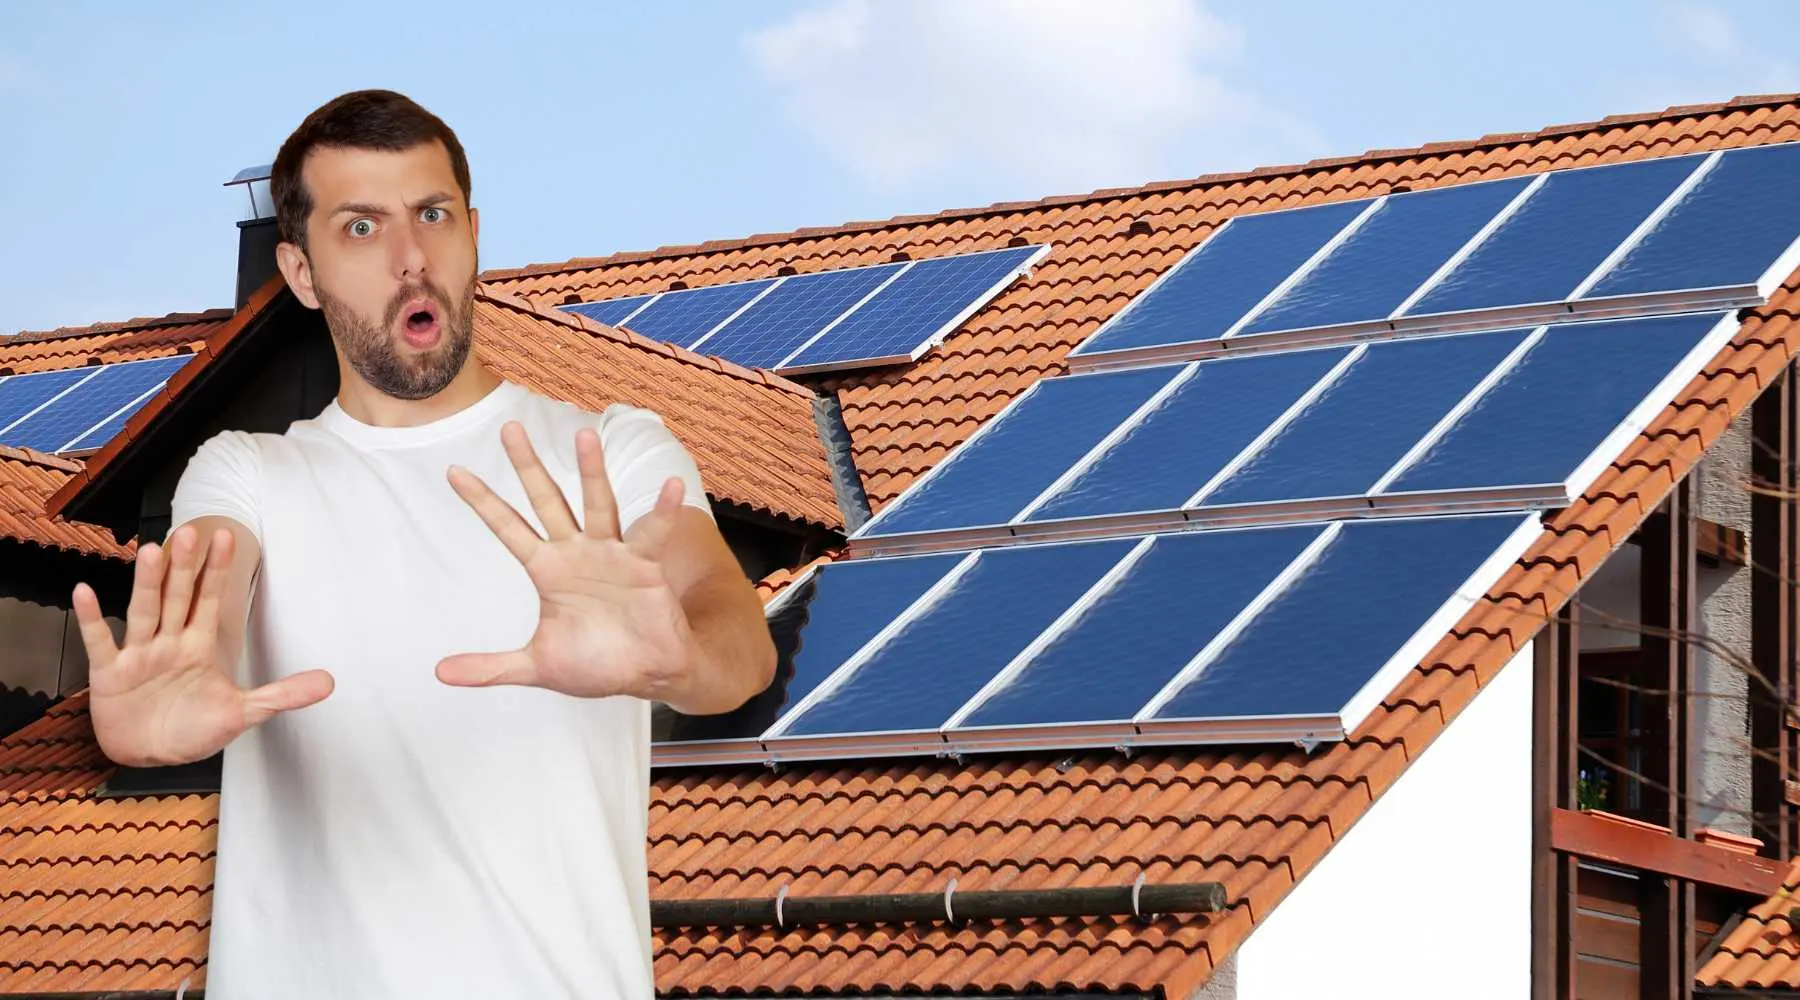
[170,379,707,999]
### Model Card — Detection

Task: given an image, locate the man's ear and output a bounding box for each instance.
[469,206,480,248]
[275,241,321,310]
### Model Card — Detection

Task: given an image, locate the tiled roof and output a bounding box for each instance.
[46,282,843,533]
[3,93,1800,996]
[0,446,132,561]
[1699,858,1800,989]
[0,310,230,376]
[473,290,840,530]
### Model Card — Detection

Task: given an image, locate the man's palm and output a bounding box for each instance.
[437,422,698,700]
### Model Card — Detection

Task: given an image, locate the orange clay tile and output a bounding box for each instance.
[9,93,1800,998]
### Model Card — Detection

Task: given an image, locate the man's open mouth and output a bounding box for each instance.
[398,296,442,348]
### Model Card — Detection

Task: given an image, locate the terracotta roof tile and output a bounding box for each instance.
[10,95,1800,997]
[1699,858,1800,988]
[0,446,133,560]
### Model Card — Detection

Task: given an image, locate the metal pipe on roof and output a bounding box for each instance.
[650,879,1228,930]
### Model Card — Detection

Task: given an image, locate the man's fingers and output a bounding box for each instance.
[157,525,201,637]
[448,464,544,564]
[436,650,538,688]
[123,541,168,646]
[500,421,579,539]
[71,583,119,672]
[624,477,687,559]
[241,670,335,728]
[576,427,621,541]
[188,528,236,639]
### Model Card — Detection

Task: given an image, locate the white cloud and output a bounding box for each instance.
[744,0,1308,194]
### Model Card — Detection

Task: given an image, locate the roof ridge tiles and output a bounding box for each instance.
[3,306,235,344]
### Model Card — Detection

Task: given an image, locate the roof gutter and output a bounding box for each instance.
[652,879,1227,929]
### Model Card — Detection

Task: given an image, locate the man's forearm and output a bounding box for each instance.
[654,576,775,716]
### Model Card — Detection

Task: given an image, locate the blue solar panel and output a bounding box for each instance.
[1200,331,1529,507]
[1408,156,1703,316]
[615,279,776,347]
[1149,514,1526,720]
[0,368,95,437]
[860,365,1178,538]
[1585,143,1800,299]
[1240,176,1533,336]
[561,294,656,327]
[697,264,904,369]
[776,537,1133,739]
[1026,347,1349,523]
[762,551,965,722]
[1073,200,1368,357]
[782,246,1040,372]
[1386,311,1727,495]
[6,356,189,453]
[953,524,1323,730]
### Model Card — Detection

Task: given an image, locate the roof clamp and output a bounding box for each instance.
[775,883,790,929]
[1131,872,1156,920]
[944,877,959,925]
[1295,735,1321,754]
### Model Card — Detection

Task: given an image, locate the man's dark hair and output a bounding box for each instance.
[271,89,472,249]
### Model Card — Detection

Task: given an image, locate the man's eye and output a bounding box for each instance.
[348,218,376,238]
[420,207,445,223]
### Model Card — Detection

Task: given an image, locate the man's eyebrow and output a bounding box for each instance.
[325,193,456,218]
[328,201,389,218]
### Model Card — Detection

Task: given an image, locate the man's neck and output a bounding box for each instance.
[334,362,503,428]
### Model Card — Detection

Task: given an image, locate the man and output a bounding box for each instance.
[70,90,776,998]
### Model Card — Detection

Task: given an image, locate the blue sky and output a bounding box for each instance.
[2,0,1796,333]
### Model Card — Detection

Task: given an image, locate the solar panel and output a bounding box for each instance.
[1383,311,1732,496]
[1142,514,1530,726]
[769,537,1134,748]
[2,356,189,453]
[1238,175,1534,336]
[1198,330,1531,507]
[616,279,777,348]
[1024,347,1352,524]
[779,245,1049,373]
[1583,142,1800,300]
[1075,200,1370,356]
[950,524,1323,731]
[0,368,97,437]
[857,365,1177,539]
[557,245,1048,374]
[1067,144,1800,371]
[562,294,656,327]
[1406,155,1702,316]
[690,263,904,369]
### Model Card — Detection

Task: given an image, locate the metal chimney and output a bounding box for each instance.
[223,164,278,309]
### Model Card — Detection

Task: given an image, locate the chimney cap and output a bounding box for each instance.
[224,164,272,187]
[224,163,276,223]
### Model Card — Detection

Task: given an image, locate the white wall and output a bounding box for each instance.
[1224,642,1534,1000]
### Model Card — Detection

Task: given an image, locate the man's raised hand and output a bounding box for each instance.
[75,524,333,767]
[438,421,699,701]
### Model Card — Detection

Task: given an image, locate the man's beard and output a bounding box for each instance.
[315,273,476,401]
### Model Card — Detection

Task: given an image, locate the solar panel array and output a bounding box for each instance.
[561,245,1048,374]
[656,144,1800,768]
[0,355,192,455]
[1070,143,1800,370]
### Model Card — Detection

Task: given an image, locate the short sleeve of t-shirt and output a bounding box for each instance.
[597,404,710,533]
[169,430,264,545]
